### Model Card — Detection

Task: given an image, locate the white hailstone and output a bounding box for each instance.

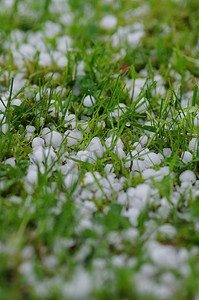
[56,86,67,97]
[39,52,52,66]
[44,21,62,38]
[64,173,79,188]
[139,69,148,77]
[53,51,66,66]
[65,129,83,146]
[95,189,104,198]
[122,207,140,226]
[56,55,68,68]
[120,48,126,57]
[83,171,101,186]
[132,159,146,172]
[13,76,27,94]
[64,114,76,128]
[26,169,38,184]
[155,84,166,97]
[125,77,146,97]
[117,191,127,204]
[158,224,177,239]
[170,191,180,206]
[1,123,8,134]
[10,28,24,43]
[142,168,156,180]
[11,50,23,68]
[124,155,132,168]
[0,180,6,191]
[76,218,93,232]
[76,150,90,162]
[76,244,91,262]
[131,197,145,211]
[11,98,22,106]
[43,130,62,148]
[163,148,172,157]
[133,142,142,152]
[127,187,136,199]
[59,13,74,26]
[100,15,117,30]
[153,284,173,299]
[114,147,126,159]
[110,103,126,119]
[35,92,41,102]
[86,137,104,158]
[0,101,6,112]
[158,205,171,220]
[127,31,144,48]
[179,170,196,184]
[85,200,97,212]
[21,245,34,259]
[160,272,178,290]
[181,151,193,164]
[76,60,86,76]
[43,255,57,269]
[112,32,121,48]
[132,22,145,31]
[72,82,81,96]
[46,72,60,80]
[78,120,89,133]
[135,183,151,202]
[80,189,93,200]
[26,132,34,140]
[83,95,96,107]
[112,255,126,268]
[153,166,170,182]
[18,43,36,59]
[134,78,146,90]
[19,261,36,282]
[100,178,110,191]
[125,150,138,168]
[8,195,21,204]
[189,138,198,155]
[62,269,91,299]
[27,31,45,49]
[26,125,35,133]
[139,135,148,146]
[131,149,139,157]
[0,115,5,123]
[148,241,179,269]
[112,180,123,193]
[133,5,149,16]
[32,137,45,148]
[122,228,139,241]
[104,164,114,174]
[135,98,149,113]
[139,263,157,277]
[97,120,105,128]
[144,152,161,167]
[194,113,199,126]
[105,135,116,148]
[4,157,16,167]
[59,164,68,175]
[56,35,73,52]
[44,147,57,165]
[30,146,44,164]
[158,153,164,161]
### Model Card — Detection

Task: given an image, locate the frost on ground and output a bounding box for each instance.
[0,0,199,299]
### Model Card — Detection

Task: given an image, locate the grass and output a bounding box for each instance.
[0,0,199,299]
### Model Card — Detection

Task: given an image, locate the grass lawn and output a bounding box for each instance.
[0,0,199,299]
